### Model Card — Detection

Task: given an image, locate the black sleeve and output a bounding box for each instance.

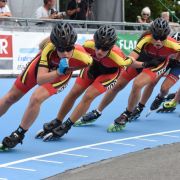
[168,58,180,68]
[80,0,88,10]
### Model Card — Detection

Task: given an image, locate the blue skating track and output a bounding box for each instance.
[0,78,180,180]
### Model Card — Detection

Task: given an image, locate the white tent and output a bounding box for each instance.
[8,0,46,18]
[7,0,124,22]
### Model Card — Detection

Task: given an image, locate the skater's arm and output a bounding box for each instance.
[36,67,61,85]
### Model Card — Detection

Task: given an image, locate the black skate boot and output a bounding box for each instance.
[107,109,132,132]
[43,118,73,141]
[130,103,145,121]
[74,109,101,126]
[165,93,176,101]
[150,95,165,111]
[157,100,177,113]
[35,118,62,139]
[0,127,26,151]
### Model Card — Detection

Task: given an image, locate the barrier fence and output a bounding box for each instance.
[0,18,179,77]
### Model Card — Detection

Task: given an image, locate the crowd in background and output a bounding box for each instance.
[0,0,179,25]
[0,0,93,20]
[136,6,176,24]
[0,0,12,17]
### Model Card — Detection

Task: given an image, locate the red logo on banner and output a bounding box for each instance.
[0,35,13,58]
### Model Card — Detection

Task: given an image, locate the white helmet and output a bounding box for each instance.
[141,7,151,16]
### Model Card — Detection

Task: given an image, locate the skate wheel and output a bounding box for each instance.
[0,143,8,151]
[107,124,124,133]
[130,116,138,121]
[35,129,45,139]
[43,132,54,142]
[73,119,83,127]
[74,119,95,127]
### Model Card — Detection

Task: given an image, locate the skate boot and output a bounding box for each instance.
[74,109,101,127]
[35,118,62,139]
[107,109,132,133]
[165,93,176,101]
[157,100,177,113]
[43,118,73,141]
[130,103,145,121]
[150,95,165,111]
[0,128,25,151]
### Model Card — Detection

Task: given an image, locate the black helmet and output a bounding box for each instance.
[50,22,77,50]
[171,32,180,42]
[150,18,170,40]
[94,25,117,50]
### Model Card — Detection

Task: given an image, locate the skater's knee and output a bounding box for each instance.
[5,93,21,104]
[133,80,143,90]
[111,85,121,94]
[148,81,156,87]
[68,88,82,100]
[29,93,44,107]
[113,81,126,92]
[83,92,96,103]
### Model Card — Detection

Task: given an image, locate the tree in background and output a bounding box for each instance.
[125,0,180,22]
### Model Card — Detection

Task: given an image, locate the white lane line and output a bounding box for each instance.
[33,159,63,164]
[112,142,136,147]
[1,129,180,168]
[87,147,112,151]
[136,138,158,142]
[5,166,36,171]
[60,152,88,158]
[161,134,179,138]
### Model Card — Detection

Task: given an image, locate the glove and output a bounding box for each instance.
[142,57,165,68]
[168,58,180,68]
[57,58,69,75]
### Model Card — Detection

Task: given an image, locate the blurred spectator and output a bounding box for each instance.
[161,11,180,32]
[137,7,152,23]
[67,0,88,20]
[35,0,65,19]
[0,0,12,17]
[86,0,95,20]
[161,11,170,22]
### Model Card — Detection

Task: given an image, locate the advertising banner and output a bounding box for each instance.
[0,34,13,58]
[0,31,140,76]
[12,32,49,74]
[0,33,13,72]
[117,32,140,55]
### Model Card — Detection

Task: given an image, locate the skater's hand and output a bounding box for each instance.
[57,58,69,75]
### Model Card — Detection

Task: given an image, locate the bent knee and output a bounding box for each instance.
[133,80,144,90]
[112,82,126,92]
[5,93,21,104]
[83,92,96,103]
[68,86,84,99]
[29,93,44,106]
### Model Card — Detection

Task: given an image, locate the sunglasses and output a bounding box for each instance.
[57,46,74,52]
[1,0,7,2]
[152,34,167,41]
[142,13,149,16]
[95,45,111,51]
